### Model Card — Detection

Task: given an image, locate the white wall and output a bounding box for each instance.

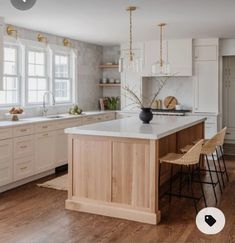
[0,24,103,119]
[142,76,193,109]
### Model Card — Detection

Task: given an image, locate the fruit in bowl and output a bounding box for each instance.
[9,107,24,115]
[69,105,83,115]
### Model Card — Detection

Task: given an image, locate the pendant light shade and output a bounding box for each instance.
[152,23,170,76]
[119,6,143,73]
[11,0,37,11]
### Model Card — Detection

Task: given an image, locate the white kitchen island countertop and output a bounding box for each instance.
[65,116,206,140]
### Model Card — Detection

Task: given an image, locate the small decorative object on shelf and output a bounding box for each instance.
[123,76,169,124]
[8,107,24,121]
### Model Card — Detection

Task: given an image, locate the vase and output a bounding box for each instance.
[139,108,153,124]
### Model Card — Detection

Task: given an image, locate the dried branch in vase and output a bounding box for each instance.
[122,76,170,108]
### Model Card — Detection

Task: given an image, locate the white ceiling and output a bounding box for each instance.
[0,0,235,45]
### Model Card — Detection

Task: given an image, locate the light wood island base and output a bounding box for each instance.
[66,122,204,225]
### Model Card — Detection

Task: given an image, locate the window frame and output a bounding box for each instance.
[25,46,49,106]
[0,43,21,107]
[52,51,73,104]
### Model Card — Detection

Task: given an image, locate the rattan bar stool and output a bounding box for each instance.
[215,127,229,185]
[181,134,224,204]
[159,140,207,213]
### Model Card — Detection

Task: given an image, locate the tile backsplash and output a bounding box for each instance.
[142,76,194,109]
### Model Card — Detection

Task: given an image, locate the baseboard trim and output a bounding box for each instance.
[0,169,55,193]
[65,199,161,225]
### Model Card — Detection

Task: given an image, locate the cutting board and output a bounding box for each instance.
[164,96,178,109]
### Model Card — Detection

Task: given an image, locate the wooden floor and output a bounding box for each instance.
[0,157,235,243]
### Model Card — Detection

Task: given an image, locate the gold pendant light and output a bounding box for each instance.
[119,6,142,73]
[152,23,170,76]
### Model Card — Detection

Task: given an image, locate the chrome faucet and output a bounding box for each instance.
[42,91,56,116]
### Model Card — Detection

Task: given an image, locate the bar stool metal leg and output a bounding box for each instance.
[179,165,183,198]
[169,164,173,203]
[206,155,218,203]
[197,169,207,207]
[187,166,198,213]
[212,153,222,193]
[220,145,229,182]
[215,148,225,188]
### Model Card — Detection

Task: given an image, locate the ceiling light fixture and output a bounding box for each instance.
[152,23,170,76]
[11,0,37,11]
[119,6,142,73]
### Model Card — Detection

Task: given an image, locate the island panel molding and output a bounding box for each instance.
[66,117,205,224]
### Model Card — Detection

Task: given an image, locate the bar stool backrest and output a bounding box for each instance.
[216,127,227,146]
[179,140,204,165]
[201,136,218,155]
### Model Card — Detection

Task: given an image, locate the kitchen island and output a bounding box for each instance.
[65,116,206,225]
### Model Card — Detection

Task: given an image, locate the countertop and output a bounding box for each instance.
[0,111,115,128]
[65,116,206,140]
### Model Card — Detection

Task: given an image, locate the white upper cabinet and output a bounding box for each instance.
[194,46,217,61]
[143,40,167,76]
[168,39,192,76]
[193,39,219,113]
[0,17,4,90]
[143,39,192,77]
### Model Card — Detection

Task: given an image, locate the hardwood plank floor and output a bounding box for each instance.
[0,156,235,243]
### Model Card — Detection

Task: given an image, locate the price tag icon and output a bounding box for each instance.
[205,215,216,227]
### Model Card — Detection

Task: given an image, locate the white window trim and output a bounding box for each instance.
[0,43,21,107]
[0,38,77,109]
[25,45,49,106]
[52,50,73,104]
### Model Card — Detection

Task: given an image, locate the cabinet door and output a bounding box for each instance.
[0,18,3,90]
[168,39,192,76]
[194,46,217,61]
[35,131,55,173]
[55,129,68,167]
[193,61,218,113]
[0,139,13,186]
[143,40,167,76]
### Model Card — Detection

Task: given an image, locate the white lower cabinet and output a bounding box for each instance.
[35,131,55,173]
[0,139,13,187]
[55,129,68,167]
[14,156,34,181]
[0,112,116,190]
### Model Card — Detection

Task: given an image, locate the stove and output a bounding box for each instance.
[151,109,191,116]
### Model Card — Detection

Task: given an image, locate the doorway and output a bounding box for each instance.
[223,56,235,155]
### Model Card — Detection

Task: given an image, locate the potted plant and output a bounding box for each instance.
[104,97,120,110]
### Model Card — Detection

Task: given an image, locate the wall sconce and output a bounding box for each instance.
[6,25,18,38]
[63,38,71,47]
[37,33,47,43]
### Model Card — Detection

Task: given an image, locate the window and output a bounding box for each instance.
[53,53,72,103]
[0,46,20,106]
[26,49,48,105]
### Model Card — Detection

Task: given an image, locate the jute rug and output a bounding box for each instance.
[37,174,68,191]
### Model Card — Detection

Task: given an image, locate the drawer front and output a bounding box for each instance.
[13,125,34,137]
[14,156,34,181]
[101,113,116,121]
[0,139,13,163]
[205,123,217,139]
[0,127,13,140]
[0,162,13,187]
[13,135,34,158]
[82,116,97,125]
[35,122,55,133]
[57,119,82,130]
[205,116,217,124]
